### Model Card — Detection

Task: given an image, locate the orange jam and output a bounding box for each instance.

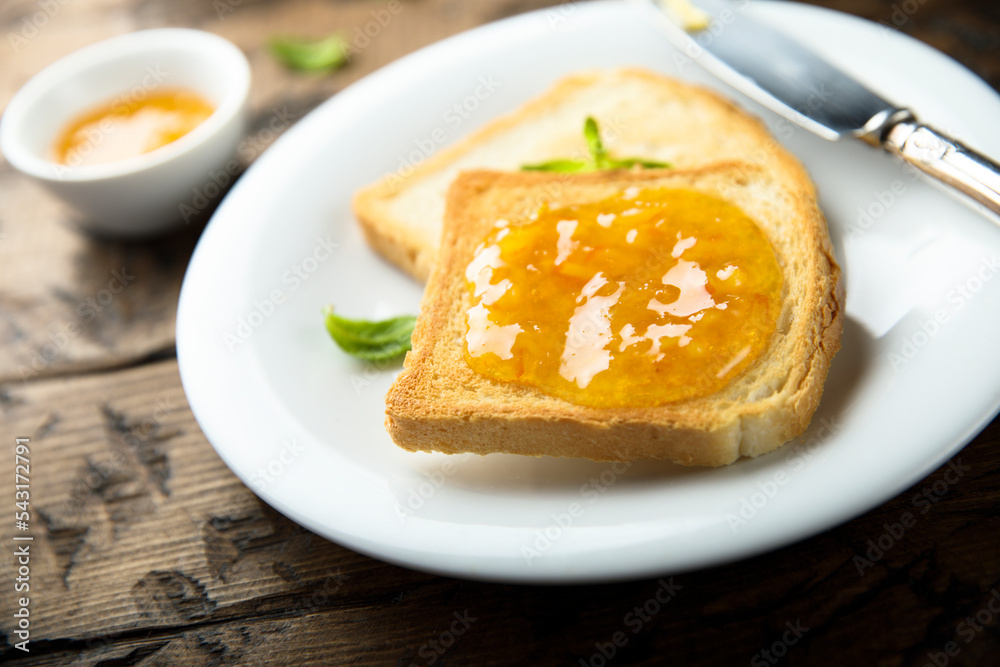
[53,88,215,167]
[463,187,783,408]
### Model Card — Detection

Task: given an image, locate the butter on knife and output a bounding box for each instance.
[658,0,711,31]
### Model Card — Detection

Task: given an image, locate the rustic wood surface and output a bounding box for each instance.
[1,0,999,665]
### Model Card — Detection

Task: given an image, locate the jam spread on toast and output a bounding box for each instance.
[464,186,783,407]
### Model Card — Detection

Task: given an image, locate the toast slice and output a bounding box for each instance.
[384,164,842,466]
[353,68,798,282]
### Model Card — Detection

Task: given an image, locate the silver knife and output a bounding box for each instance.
[633,0,1000,220]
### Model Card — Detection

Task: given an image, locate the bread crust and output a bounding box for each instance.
[385,163,843,466]
[352,67,806,282]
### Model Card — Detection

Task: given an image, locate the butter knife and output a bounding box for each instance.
[633,0,1000,220]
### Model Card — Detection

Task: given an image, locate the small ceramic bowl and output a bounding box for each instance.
[0,28,250,237]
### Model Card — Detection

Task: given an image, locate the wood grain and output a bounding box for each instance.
[0,358,997,664]
[1,0,999,665]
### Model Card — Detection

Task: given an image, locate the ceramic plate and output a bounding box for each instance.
[177,1,1000,583]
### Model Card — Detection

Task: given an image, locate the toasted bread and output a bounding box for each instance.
[384,164,842,466]
[352,68,799,282]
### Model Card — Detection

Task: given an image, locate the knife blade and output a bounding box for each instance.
[633,0,1000,220]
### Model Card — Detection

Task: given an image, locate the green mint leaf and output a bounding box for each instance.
[608,157,673,170]
[269,34,349,72]
[323,307,416,362]
[520,117,669,173]
[583,116,608,166]
[521,159,593,173]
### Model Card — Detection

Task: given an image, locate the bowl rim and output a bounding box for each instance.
[0,27,251,184]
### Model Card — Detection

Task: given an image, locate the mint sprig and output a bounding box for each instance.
[269,34,349,72]
[323,307,416,362]
[522,117,671,173]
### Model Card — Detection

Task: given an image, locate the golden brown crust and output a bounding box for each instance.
[385,163,843,466]
[352,67,806,282]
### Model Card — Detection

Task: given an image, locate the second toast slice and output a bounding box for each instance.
[352,68,799,282]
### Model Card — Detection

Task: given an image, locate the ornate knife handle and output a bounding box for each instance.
[880,114,1000,220]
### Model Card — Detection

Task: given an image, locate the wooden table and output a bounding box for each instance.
[1,1,998,664]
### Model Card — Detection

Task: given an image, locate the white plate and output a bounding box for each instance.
[177,1,1000,583]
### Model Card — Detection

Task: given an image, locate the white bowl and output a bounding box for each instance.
[0,28,250,237]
